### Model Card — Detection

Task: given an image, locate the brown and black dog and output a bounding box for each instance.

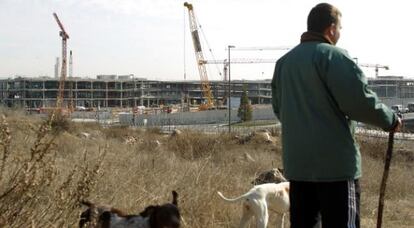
[79,191,180,228]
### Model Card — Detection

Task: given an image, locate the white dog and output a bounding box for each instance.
[217,182,289,228]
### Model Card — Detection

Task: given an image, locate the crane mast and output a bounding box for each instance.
[69,50,73,78]
[69,50,74,111]
[53,12,69,110]
[184,2,214,109]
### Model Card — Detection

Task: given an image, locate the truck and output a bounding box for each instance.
[407,103,414,113]
[391,104,404,114]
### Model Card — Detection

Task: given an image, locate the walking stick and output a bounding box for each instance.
[376,131,395,228]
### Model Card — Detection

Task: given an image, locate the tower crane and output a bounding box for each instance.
[202,46,290,81]
[69,50,73,78]
[69,50,74,111]
[202,58,277,106]
[53,12,69,111]
[184,2,214,109]
[229,46,291,51]
[358,63,389,77]
[202,58,276,81]
[202,47,290,106]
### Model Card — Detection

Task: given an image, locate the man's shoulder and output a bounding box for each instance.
[285,42,346,56]
[314,43,348,56]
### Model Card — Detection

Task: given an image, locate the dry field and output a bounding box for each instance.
[0,109,413,227]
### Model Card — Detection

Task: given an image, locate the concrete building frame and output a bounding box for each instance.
[0,76,273,109]
[2,75,413,110]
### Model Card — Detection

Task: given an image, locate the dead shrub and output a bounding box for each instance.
[0,109,412,227]
[167,130,224,160]
[146,127,162,134]
[0,115,11,182]
[50,113,71,134]
[0,110,105,227]
[268,126,281,137]
[101,126,135,140]
[0,114,58,227]
[358,136,388,160]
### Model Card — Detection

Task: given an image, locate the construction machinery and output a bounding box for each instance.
[217,46,290,81]
[69,50,73,78]
[203,46,290,107]
[184,2,214,110]
[229,46,291,51]
[53,12,69,111]
[183,3,290,109]
[359,63,389,77]
[54,57,60,78]
[69,50,74,111]
[202,58,277,81]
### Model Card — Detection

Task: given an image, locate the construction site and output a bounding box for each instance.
[1,75,414,110]
[1,3,414,117]
[0,76,272,112]
[0,4,282,115]
[0,2,414,227]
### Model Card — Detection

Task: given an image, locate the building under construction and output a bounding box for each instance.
[0,75,273,109]
[368,76,414,108]
[1,75,414,110]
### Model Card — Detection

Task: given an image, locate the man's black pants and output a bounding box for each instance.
[290,179,360,228]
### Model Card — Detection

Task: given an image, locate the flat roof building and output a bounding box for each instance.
[1,75,413,110]
[0,76,273,109]
[368,76,414,107]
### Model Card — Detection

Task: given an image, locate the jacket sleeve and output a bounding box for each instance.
[271,63,281,121]
[318,48,397,131]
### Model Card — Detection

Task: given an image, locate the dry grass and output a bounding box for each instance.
[0,109,413,227]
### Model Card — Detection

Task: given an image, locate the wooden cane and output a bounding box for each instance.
[376,131,395,228]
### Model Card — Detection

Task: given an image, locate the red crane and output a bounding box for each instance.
[53,12,69,110]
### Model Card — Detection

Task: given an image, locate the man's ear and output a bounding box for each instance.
[329,24,336,36]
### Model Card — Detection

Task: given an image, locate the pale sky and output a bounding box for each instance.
[1,0,413,81]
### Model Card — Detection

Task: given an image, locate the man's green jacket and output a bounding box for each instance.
[272,41,397,181]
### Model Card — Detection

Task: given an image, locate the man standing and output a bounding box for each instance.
[271,3,401,228]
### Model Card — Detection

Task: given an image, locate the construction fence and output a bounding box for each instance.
[119,107,275,125]
[118,107,278,134]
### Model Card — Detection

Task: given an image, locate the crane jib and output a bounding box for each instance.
[191,31,202,52]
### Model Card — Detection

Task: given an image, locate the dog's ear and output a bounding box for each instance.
[100,211,112,228]
[80,200,94,208]
[140,205,157,217]
[79,208,91,228]
[100,211,111,221]
[172,191,178,206]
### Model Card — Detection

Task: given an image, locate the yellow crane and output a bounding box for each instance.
[184,2,214,110]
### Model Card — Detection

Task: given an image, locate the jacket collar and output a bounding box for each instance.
[300,31,334,45]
